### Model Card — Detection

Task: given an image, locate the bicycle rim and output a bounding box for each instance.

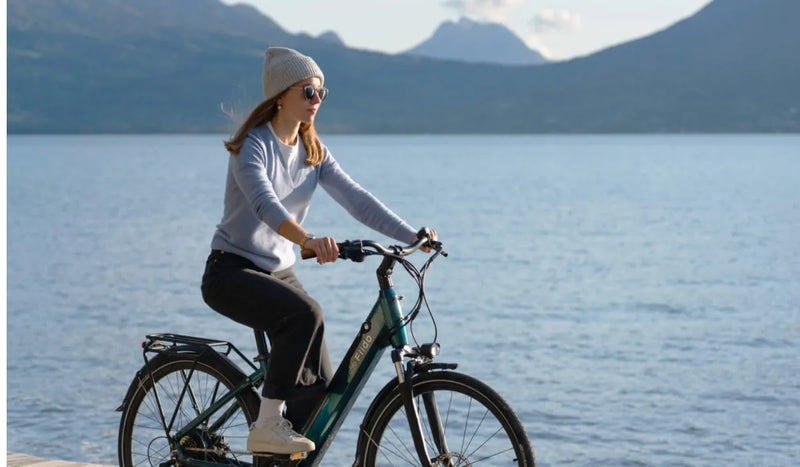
[118,355,260,466]
[361,371,535,466]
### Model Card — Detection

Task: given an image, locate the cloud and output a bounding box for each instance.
[523,34,552,59]
[531,9,582,33]
[441,0,525,23]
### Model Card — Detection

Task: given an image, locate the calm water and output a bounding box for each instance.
[7,134,800,466]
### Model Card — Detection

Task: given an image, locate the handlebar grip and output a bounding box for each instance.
[301,242,368,262]
[301,243,361,261]
[301,248,317,260]
[415,227,440,250]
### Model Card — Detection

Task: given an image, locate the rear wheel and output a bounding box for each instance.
[360,371,535,466]
[118,352,262,466]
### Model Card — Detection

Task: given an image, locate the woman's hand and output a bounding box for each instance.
[304,236,339,264]
[415,229,438,253]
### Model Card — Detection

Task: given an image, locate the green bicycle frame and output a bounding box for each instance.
[170,286,407,466]
[164,256,412,466]
[303,282,408,465]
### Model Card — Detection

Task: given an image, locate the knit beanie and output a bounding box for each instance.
[262,47,324,101]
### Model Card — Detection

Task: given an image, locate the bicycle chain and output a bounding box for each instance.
[183,446,305,460]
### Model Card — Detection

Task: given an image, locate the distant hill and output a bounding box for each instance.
[7,0,800,133]
[550,0,800,132]
[7,0,290,41]
[7,0,329,133]
[404,17,547,66]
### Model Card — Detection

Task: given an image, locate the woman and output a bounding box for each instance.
[201,47,432,454]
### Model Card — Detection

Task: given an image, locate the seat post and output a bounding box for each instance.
[253,329,270,374]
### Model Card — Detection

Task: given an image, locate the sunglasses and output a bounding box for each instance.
[291,85,329,102]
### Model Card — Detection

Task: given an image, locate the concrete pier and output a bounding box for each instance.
[6,453,114,467]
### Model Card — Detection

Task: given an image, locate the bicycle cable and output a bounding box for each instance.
[395,245,446,347]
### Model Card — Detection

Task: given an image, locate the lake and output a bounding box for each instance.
[7,134,800,465]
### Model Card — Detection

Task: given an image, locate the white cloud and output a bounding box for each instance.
[524,34,559,60]
[531,9,583,33]
[441,0,525,23]
[523,34,552,59]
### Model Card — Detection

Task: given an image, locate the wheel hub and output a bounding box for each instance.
[179,428,229,462]
[433,452,469,466]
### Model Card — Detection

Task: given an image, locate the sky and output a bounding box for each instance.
[220,0,714,60]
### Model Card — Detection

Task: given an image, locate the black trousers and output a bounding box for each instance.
[201,249,333,428]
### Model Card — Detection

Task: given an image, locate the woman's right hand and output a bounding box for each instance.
[303,236,339,264]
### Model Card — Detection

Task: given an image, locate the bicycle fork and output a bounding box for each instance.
[392,347,456,467]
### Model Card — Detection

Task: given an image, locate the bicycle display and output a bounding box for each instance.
[117,231,535,466]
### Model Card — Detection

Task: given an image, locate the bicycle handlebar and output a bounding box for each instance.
[301,228,441,262]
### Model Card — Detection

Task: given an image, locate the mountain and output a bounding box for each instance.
[403,17,547,66]
[7,0,290,42]
[317,31,345,47]
[547,0,800,132]
[7,0,335,133]
[7,0,800,134]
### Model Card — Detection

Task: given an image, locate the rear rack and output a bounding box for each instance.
[144,333,259,372]
[146,333,232,349]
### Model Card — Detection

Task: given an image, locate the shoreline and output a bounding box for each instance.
[6,453,114,467]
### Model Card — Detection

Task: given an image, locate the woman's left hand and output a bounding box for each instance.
[416,229,438,253]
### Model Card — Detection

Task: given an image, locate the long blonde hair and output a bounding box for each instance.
[223,95,324,166]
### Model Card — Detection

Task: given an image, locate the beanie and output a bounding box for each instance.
[262,47,325,101]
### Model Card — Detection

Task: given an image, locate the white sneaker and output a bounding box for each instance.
[246,417,315,454]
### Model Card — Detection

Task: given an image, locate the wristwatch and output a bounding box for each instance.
[300,233,315,249]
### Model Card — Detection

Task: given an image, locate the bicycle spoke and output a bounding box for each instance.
[465,423,503,459]
[459,396,473,456]
[132,437,170,466]
[381,422,420,465]
[462,405,490,459]
[468,445,517,465]
[181,368,203,419]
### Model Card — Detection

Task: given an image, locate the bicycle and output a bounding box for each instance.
[116,230,535,466]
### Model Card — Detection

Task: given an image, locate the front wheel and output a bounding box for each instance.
[359,371,535,466]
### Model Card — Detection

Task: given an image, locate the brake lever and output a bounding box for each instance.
[338,240,367,262]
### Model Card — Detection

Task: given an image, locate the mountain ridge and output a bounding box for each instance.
[8,0,288,40]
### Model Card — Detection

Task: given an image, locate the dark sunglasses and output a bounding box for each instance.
[291,85,329,102]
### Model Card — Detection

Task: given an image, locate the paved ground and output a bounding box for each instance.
[6,453,114,467]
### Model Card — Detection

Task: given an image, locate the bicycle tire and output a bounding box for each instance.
[118,351,263,466]
[359,371,535,466]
